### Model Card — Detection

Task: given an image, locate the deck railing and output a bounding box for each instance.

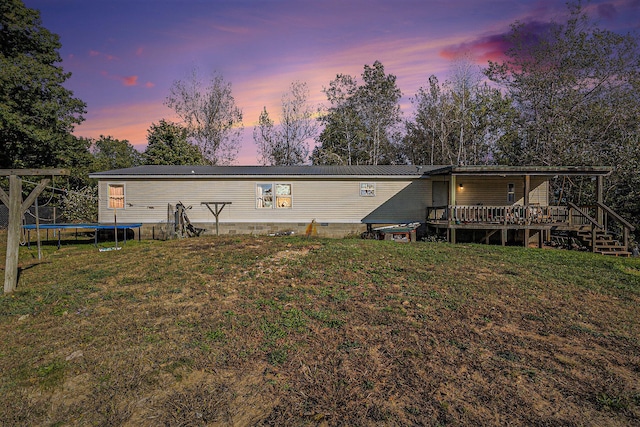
[426,205,584,226]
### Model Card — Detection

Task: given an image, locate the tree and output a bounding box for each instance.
[143,120,207,165]
[354,61,403,165]
[403,73,511,166]
[0,0,86,168]
[485,1,640,232]
[165,69,243,165]
[313,62,402,165]
[485,1,640,168]
[253,107,277,165]
[313,74,366,165]
[91,136,141,172]
[253,81,317,165]
[54,135,96,189]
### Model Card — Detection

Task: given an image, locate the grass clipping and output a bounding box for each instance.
[1,235,639,426]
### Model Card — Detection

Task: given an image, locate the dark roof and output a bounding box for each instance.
[444,166,612,176]
[89,165,450,178]
[89,164,612,179]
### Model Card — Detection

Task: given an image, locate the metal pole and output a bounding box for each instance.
[114,207,118,249]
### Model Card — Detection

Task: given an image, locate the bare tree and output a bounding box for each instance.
[253,107,277,165]
[165,69,243,165]
[254,81,317,165]
[450,56,482,165]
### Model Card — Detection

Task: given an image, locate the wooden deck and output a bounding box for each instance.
[425,204,634,254]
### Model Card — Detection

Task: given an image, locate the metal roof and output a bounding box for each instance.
[89,164,612,179]
[89,165,451,179]
[444,166,612,176]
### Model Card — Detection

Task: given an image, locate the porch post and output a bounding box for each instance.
[524,174,530,222]
[449,175,456,244]
[524,174,530,247]
[596,175,603,225]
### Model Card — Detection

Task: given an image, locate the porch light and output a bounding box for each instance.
[459,183,463,189]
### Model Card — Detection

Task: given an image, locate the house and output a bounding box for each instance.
[89,165,634,254]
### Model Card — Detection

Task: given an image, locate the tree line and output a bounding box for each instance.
[1,0,639,232]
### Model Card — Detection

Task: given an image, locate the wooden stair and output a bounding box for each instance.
[575,226,632,257]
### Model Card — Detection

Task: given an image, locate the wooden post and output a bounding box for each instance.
[449,176,456,244]
[4,175,22,294]
[596,175,604,226]
[524,175,530,224]
[201,202,232,236]
[1,169,68,293]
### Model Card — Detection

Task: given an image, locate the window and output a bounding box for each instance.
[275,184,292,208]
[360,182,376,197]
[507,183,515,203]
[108,184,125,209]
[256,184,273,208]
[257,183,291,209]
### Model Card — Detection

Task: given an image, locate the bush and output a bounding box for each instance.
[60,186,98,223]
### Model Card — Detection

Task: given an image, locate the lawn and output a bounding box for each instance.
[1,234,639,426]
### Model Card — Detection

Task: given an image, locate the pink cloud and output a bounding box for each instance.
[440,33,510,63]
[136,47,144,56]
[145,81,155,88]
[88,49,118,61]
[440,21,555,64]
[123,76,138,86]
[99,71,141,87]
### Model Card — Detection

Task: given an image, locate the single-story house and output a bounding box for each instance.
[89,165,634,254]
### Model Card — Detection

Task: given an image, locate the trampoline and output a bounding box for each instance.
[22,223,142,249]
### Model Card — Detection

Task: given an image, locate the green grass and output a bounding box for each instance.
[0,235,639,425]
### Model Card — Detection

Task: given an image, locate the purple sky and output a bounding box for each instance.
[25,0,640,164]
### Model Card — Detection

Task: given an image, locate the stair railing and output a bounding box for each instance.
[568,202,603,252]
[596,202,636,250]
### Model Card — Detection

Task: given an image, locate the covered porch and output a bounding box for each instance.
[425,166,634,255]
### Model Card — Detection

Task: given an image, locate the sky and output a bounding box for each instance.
[25,0,640,164]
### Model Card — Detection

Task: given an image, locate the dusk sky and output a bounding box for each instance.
[25,0,640,164]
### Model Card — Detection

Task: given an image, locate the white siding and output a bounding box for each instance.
[97,177,431,225]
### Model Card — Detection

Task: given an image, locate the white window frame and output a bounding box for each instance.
[360,182,376,197]
[107,183,126,209]
[256,183,273,209]
[256,183,292,209]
